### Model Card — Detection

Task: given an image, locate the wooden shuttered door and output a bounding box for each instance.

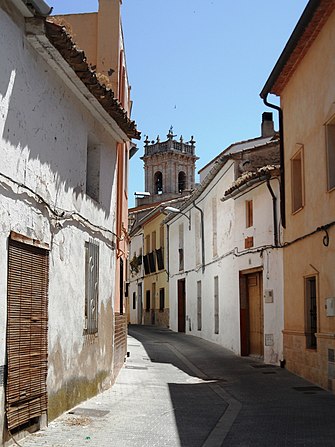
[6,238,49,431]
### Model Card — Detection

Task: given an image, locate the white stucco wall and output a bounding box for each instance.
[234,178,284,364]
[168,162,239,353]
[0,4,120,429]
[168,161,284,365]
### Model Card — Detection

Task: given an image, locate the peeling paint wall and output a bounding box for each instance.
[0,4,119,435]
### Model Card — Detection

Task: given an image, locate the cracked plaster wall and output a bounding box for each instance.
[0,5,119,430]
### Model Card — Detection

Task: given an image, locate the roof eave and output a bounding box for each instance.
[10,0,52,17]
[260,0,320,98]
[25,18,140,141]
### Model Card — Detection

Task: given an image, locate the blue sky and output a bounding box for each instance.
[51,1,308,207]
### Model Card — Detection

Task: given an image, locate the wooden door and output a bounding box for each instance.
[247,273,263,356]
[6,239,49,431]
[177,279,186,332]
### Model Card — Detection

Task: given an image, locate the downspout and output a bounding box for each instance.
[262,94,286,228]
[193,202,205,273]
[166,223,170,281]
[266,179,279,247]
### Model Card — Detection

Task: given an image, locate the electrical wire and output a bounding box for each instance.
[0,170,118,242]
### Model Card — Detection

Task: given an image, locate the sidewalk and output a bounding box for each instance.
[19,325,335,447]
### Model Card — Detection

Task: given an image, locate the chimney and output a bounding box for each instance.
[261,112,275,137]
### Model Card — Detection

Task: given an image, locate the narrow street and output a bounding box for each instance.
[20,326,335,447]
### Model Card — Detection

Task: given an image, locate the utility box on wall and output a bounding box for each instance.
[326,297,335,317]
[264,289,274,303]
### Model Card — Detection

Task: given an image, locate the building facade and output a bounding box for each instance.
[166,116,284,365]
[128,130,196,327]
[54,0,135,375]
[0,1,139,443]
[261,0,335,390]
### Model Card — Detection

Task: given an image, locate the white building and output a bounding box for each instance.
[128,224,144,325]
[166,114,284,365]
[0,1,139,443]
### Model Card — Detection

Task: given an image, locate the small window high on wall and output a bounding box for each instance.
[246,200,253,228]
[291,145,304,213]
[326,116,335,191]
[86,137,100,202]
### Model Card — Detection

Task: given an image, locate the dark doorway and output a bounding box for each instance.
[177,279,186,332]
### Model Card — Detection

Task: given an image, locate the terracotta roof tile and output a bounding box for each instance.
[45,21,141,140]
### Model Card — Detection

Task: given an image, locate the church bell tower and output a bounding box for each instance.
[138,127,198,205]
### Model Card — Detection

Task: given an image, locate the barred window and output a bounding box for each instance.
[85,239,99,334]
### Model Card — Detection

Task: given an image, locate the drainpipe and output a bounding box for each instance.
[166,224,170,281]
[262,94,286,228]
[193,202,205,273]
[266,179,279,247]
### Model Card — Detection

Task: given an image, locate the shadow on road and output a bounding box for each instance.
[128,325,228,447]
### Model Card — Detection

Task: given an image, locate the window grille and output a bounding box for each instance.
[305,276,317,349]
[214,276,219,334]
[159,288,165,311]
[146,290,150,311]
[197,281,202,331]
[85,239,99,334]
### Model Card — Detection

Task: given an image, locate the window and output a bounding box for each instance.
[212,198,217,257]
[291,146,304,213]
[178,171,186,192]
[152,231,156,251]
[143,255,150,275]
[86,139,101,202]
[305,276,317,349]
[148,251,156,273]
[214,276,219,334]
[326,116,335,190]
[159,288,165,311]
[246,200,253,227]
[85,240,99,334]
[179,223,184,271]
[145,290,150,311]
[154,171,163,194]
[245,236,254,249]
[197,281,202,331]
[132,292,136,310]
[156,248,164,270]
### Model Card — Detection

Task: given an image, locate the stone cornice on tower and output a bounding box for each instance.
[136,128,198,207]
[141,129,198,161]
